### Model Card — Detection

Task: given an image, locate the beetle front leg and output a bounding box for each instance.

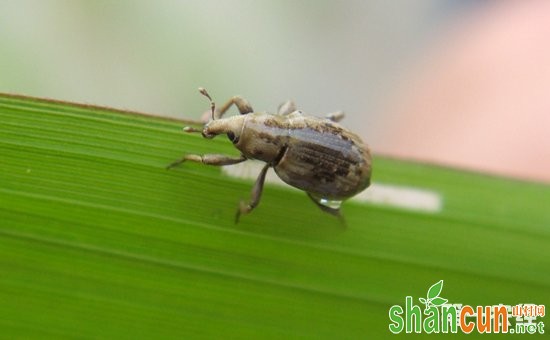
[216,96,254,119]
[235,163,270,223]
[166,154,246,169]
[197,88,253,120]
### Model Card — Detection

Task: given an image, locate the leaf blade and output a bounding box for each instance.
[1,93,549,338]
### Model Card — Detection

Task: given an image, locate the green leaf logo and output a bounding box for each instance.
[428,280,443,299]
[431,297,448,306]
[419,280,448,311]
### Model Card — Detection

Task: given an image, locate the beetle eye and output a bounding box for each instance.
[227,131,239,144]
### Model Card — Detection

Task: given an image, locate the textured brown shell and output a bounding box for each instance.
[237,112,372,200]
[273,116,371,199]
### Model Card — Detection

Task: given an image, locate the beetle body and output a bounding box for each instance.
[169,88,372,223]
[206,112,371,200]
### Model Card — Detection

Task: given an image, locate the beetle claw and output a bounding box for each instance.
[166,159,186,169]
[235,200,249,224]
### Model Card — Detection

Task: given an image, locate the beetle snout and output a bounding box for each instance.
[199,122,215,139]
[201,129,215,139]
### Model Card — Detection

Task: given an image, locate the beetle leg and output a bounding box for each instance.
[216,96,254,119]
[166,154,246,169]
[182,126,202,133]
[325,111,345,122]
[306,192,347,227]
[235,163,270,223]
[277,100,297,115]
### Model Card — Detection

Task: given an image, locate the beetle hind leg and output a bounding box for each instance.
[325,111,345,122]
[277,100,297,115]
[306,192,347,227]
[235,163,270,223]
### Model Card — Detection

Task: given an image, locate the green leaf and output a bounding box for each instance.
[431,297,448,306]
[419,297,427,304]
[427,280,444,299]
[1,94,550,338]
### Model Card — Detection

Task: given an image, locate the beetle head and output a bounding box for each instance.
[201,114,247,145]
[197,87,247,144]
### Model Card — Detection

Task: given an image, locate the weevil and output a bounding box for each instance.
[167,88,372,223]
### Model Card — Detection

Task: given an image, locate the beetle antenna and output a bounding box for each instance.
[198,87,216,120]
